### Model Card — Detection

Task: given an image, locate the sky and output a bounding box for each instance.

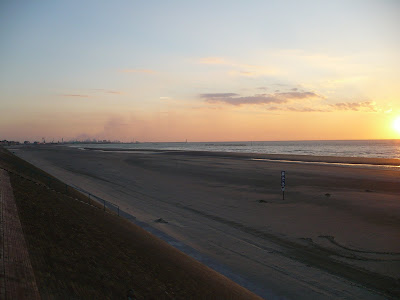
[1,0,400,142]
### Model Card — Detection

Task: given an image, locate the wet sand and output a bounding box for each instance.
[12,145,400,299]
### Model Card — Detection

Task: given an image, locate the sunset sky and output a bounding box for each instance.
[1,0,399,142]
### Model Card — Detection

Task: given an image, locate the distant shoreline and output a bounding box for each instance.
[81,147,400,167]
[56,139,400,160]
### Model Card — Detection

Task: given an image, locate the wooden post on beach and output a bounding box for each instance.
[281,171,286,200]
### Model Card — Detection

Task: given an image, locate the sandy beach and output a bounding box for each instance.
[11,145,400,299]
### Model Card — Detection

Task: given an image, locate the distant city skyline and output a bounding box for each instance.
[1,0,400,142]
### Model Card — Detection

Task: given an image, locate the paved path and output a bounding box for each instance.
[0,169,41,300]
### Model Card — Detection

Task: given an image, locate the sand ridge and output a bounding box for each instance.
[82,146,400,166]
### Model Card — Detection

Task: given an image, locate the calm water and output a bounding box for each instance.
[70,140,400,159]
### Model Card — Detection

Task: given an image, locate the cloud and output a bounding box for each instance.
[228,67,276,77]
[93,89,123,95]
[103,117,128,132]
[60,89,123,98]
[60,94,89,98]
[200,93,239,99]
[330,101,377,112]
[105,90,123,95]
[201,91,321,106]
[385,108,392,114]
[71,115,132,142]
[98,89,123,95]
[200,90,381,114]
[267,106,328,112]
[275,91,321,99]
[228,70,257,76]
[286,107,328,112]
[73,133,93,140]
[119,69,156,74]
[198,57,228,65]
[197,57,277,77]
[273,83,291,87]
[239,71,253,76]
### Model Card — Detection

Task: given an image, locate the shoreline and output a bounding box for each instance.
[79,146,400,167]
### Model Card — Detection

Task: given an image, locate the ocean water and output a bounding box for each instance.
[70,140,400,160]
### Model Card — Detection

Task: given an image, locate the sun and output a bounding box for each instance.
[394,117,400,134]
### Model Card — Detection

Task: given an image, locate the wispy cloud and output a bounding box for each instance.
[286,107,328,112]
[60,89,123,98]
[201,91,321,106]
[229,66,276,77]
[266,106,328,112]
[119,69,156,74]
[197,57,277,77]
[105,90,123,95]
[266,100,379,113]
[60,94,90,98]
[276,91,321,99]
[228,70,257,77]
[198,57,228,65]
[385,108,392,114]
[93,89,123,95]
[330,101,378,112]
[201,90,381,113]
[200,93,239,99]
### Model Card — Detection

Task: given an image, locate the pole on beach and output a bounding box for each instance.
[281,171,286,200]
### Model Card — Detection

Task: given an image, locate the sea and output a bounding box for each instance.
[70,139,400,160]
